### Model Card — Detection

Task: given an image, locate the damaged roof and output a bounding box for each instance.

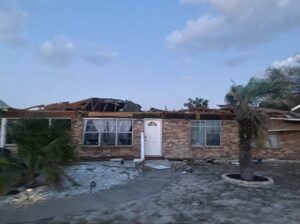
[26,98,142,112]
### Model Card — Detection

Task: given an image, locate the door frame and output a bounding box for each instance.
[144,118,163,157]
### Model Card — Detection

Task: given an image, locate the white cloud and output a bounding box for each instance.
[0,8,28,47]
[166,15,224,51]
[167,0,300,52]
[39,36,76,67]
[272,54,300,68]
[82,51,119,66]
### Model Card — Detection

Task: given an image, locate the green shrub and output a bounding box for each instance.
[0,119,74,194]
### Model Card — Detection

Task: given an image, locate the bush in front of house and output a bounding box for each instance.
[0,119,74,195]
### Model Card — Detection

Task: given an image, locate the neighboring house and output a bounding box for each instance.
[0,99,11,147]
[0,100,10,111]
[0,98,299,160]
[251,108,300,160]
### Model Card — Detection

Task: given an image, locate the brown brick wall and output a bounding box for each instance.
[72,118,143,159]
[71,117,299,160]
[252,131,300,160]
[162,119,239,160]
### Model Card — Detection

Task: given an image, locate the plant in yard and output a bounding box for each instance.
[0,119,74,194]
[225,78,275,181]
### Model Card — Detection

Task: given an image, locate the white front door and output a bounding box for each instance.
[144,119,162,156]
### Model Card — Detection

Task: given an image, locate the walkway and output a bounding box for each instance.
[0,168,172,223]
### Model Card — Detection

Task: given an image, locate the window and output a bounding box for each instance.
[6,119,21,144]
[264,134,280,148]
[50,119,71,130]
[192,120,221,146]
[252,133,281,149]
[83,119,133,146]
[5,118,71,145]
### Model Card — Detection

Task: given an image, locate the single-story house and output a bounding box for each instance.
[0,98,299,160]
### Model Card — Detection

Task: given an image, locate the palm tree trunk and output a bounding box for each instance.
[239,119,254,181]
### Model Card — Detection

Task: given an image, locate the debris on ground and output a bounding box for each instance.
[0,161,139,207]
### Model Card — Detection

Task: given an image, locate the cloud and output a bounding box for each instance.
[167,0,300,52]
[272,54,300,68]
[82,51,119,66]
[39,35,76,67]
[0,8,28,47]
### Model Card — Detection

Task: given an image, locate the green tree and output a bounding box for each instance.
[259,64,300,110]
[184,97,209,109]
[0,119,74,194]
[225,78,273,181]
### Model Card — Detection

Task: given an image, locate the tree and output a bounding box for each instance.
[259,64,300,110]
[184,97,209,109]
[225,78,273,181]
[0,119,74,194]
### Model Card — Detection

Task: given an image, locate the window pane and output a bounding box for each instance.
[206,120,216,126]
[117,133,132,145]
[207,134,220,146]
[192,120,205,127]
[52,119,71,130]
[6,119,50,144]
[265,134,280,148]
[85,119,99,132]
[101,133,116,145]
[206,126,215,134]
[100,119,116,132]
[117,120,132,132]
[192,133,205,145]
[84,133,99,145]
[6,119,20,144]
[192,126,200,133]
[206,120,221,127]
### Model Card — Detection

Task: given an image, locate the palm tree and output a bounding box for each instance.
[0,119,74,194]
[225,78,271,181]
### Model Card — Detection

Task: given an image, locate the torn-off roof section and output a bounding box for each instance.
[28,98,142,112]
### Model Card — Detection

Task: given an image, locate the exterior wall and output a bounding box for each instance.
[252,131,300,160]
[162,119,240,160]
[72,118,144,159]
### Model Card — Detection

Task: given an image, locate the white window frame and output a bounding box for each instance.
[191,120,221,147]
[83,118,133,147]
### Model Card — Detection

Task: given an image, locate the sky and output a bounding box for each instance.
[0,0,300,110]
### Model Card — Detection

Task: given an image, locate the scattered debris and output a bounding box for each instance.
[89,181,97,193]
[145,160,171,170]
[253,158,263,164]
[0,162,139,207]
[184,167,193,173]
[231,160,240,165]
[206,159,215,164]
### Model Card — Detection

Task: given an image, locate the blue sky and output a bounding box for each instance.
[1,0,300,110]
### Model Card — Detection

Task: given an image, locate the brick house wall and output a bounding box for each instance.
[3,110,299,160]
[57,116,300,160]
[252,131,300,159]
[162,119,239,160]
